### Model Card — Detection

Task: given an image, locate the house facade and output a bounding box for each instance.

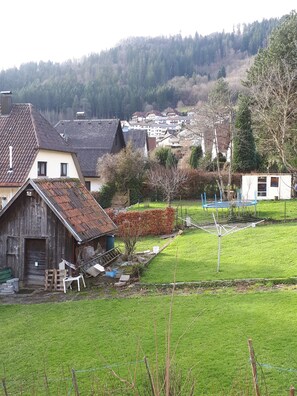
[0,91,83,207]
[0,178,117,286]
[55,115,126,192]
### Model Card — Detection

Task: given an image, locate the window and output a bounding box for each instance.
[37,161,47,176]
[257,176,267,197]
[85,181,91,191]
[270,177,279,187]
[60,163,68,177]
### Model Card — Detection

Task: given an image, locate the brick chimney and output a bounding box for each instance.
[1,91,13,115]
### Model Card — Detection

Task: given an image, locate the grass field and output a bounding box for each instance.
[130,198,297,223]
[2,200,297,395]
[141,223,297,283]
[1,289,297,395]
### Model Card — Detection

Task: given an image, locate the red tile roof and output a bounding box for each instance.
[31,178,117,242]
[0,104,75,186]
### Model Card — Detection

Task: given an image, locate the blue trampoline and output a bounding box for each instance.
[201,192,257,209]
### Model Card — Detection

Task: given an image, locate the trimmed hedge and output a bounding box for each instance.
[107,207,175,236]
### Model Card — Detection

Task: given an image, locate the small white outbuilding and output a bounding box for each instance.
[241,174,292,200]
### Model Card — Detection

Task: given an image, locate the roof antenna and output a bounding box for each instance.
[8,145,13,173]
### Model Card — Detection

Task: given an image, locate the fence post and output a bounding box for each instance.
[248,339,261,396]
[71,369,80,396]
[144,356,157,396]
[2,378,8,396]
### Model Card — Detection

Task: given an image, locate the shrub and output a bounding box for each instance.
[96,183,116,208]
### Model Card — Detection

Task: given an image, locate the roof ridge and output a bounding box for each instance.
[28,103,40,147]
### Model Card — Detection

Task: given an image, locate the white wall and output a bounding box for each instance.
[85,177,103,192]
[28,150,80,179]
[0,187,19,207]
[0,150,82,206]
[242,174,292,200]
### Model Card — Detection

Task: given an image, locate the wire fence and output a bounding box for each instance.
[2,358,296,395]
[2,360,149,396]
[173,198,297,228]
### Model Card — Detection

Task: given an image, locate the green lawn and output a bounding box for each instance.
[115,234,169,254]
[2,201,297,395]
[130,198,297,223]
[1,290,297,395]
[141,223,297,283]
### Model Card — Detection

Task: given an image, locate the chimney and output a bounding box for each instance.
[1,91,13,115]
[76,111,86,120]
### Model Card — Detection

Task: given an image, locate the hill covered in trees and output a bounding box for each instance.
[0,16,283,123]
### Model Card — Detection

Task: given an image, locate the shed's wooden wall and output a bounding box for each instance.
[0,190,75,281]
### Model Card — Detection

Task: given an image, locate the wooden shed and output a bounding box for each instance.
[0,178,117,286]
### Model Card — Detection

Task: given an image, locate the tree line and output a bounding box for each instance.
[0,16,282,123]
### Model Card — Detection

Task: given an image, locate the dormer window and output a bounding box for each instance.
[60,163,68,177]
[37,161,47,177]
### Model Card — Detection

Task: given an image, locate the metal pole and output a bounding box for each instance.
[217,228,222,272]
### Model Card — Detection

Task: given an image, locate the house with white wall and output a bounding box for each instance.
[55,116,126,192]
[241,174,292,200]
[0,91,83,208]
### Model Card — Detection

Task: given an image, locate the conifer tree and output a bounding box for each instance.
[189,145,203,169]
[233,95,257,172]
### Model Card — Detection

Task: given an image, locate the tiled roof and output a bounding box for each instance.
[123,129,148,150]
[55,119,125,177]
[31,178,117,242]
[0,104,75,186]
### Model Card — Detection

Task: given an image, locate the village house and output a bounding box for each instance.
[55,114,126,192]
[0,178,117,286]
[0,91,83,208]
[123,129,149,156]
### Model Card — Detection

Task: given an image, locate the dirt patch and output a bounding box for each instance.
[1,281,297,305]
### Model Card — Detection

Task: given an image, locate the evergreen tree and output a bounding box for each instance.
[155,147,171,167]
[165,149,178,169]
[189,145,203,169]
[217,66,226,79]
[233,95,257,172]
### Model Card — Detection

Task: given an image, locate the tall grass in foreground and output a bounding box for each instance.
[2,288,297,394]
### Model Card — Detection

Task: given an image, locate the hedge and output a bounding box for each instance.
[106,207,175,236]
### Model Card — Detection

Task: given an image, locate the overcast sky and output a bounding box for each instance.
[1,0,296,71]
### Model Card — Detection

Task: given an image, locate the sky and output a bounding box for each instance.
[1,0,296,71]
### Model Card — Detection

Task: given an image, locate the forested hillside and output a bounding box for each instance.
[0,17,281,123]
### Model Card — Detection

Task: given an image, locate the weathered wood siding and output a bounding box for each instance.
[0,190,75,282]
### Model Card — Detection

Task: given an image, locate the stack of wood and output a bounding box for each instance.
[45,269,68,291]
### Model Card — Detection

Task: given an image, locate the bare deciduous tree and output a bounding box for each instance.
[249,59,297,172]
[147,165,188,206]
[187,79,236,199]
[97,142,148,192]
[118,219,142,260]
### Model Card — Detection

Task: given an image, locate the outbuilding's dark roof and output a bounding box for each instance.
[0,178,117,243]
[123,129,148,151]
[55,119,125,177]
[0,104,75,186]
